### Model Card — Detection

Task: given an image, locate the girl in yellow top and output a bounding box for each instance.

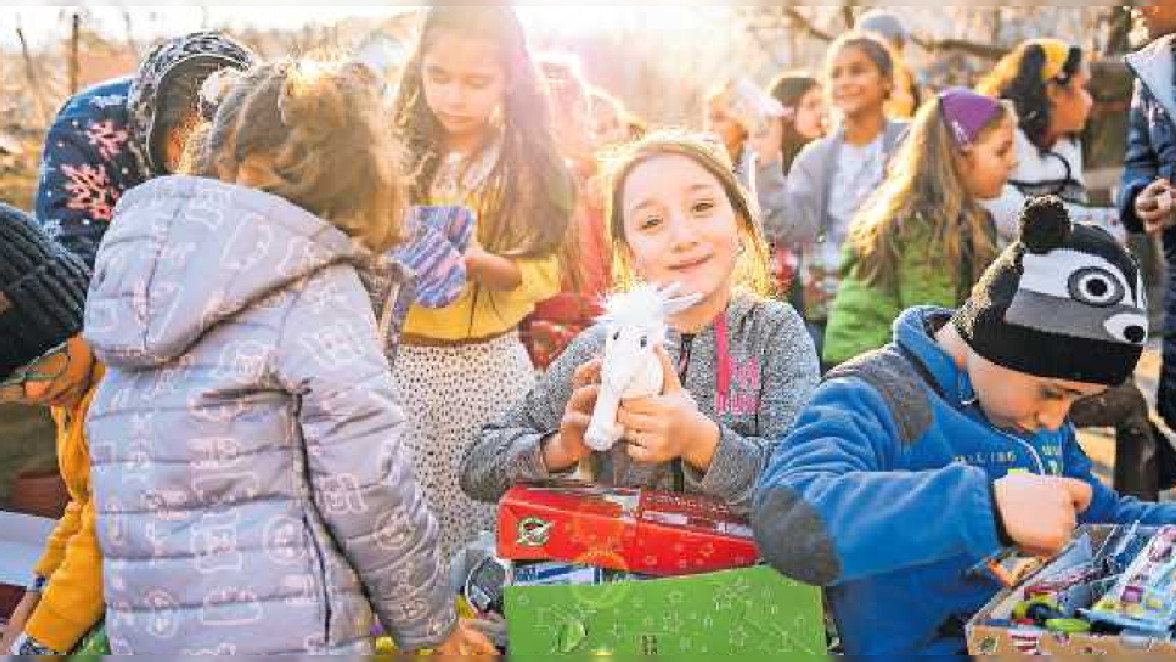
[391,6,576,559]
[0,203,103,655]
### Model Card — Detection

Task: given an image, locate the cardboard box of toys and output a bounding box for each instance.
[497,482,759,576]
[967,524,1176,658]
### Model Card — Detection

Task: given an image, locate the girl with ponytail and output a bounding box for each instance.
[976,39,1098,239]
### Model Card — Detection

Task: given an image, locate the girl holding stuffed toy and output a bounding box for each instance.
[390,6,577,560]
[461,131,820,513]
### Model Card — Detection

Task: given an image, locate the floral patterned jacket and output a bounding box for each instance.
[35,77,143,269]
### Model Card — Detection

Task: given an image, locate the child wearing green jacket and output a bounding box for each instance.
[823,88,1016,366]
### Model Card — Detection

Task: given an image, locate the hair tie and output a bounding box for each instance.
[197,68,243,122]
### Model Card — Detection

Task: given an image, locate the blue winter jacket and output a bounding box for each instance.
[1120,34,1176,430]
[752,306,1176,656]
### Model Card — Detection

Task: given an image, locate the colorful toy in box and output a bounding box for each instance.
[497,482,759,576]
[1086,526,1176,634]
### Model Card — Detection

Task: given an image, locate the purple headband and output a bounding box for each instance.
[939,87,1002,149]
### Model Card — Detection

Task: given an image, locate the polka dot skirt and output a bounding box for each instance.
[391,332,536,564]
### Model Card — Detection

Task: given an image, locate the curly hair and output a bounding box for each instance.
[185,58,406,253]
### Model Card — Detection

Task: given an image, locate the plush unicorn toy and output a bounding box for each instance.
[584,283,703,452]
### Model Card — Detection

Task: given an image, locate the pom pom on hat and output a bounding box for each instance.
[1019,196,1072,254]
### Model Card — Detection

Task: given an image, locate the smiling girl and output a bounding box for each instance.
[460,132,820,512]
[781,33,909,358]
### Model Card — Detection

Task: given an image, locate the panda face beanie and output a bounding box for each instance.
[0,203,91,382]
[951,196,1148,386]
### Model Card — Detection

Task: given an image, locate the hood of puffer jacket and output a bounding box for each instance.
[1126,34,1176,121]
[126,31,255,176]
[85,175,406,368]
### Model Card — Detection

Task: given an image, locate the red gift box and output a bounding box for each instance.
[497,482,759,576]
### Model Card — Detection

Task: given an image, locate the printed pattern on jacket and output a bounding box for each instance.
[84,176,455,654]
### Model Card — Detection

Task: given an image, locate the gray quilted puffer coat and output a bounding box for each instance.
[84,175,455,654]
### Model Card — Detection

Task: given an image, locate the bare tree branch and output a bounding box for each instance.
[911,36,1008,60]
[779,7,836,43]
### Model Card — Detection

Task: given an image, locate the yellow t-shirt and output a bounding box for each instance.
[403,144,561,340]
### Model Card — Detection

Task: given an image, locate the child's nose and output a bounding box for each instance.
[1037,401,1070,432]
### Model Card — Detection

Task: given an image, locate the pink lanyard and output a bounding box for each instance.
[677,313,732,415]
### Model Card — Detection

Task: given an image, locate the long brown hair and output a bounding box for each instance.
[603,131,772,298]
[847,96,1009,292]
[768,72,821,174]
[391,6,575,259]
[186,58,405,253]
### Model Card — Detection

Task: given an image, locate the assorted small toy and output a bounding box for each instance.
[1086,526,1176,634]
[975,524,1176,642]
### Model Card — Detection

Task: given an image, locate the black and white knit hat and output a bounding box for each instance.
[952,196,1148,386]
[0,204,90,381]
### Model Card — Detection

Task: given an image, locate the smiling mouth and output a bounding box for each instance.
[671,255,711,272]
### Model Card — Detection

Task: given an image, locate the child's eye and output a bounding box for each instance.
[693,200,715,215]
[467,76,491,90]
[428,70,451,85]
[639,215,662,230]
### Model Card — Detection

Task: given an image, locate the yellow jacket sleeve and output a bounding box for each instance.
[31,500,81,580]
[24,496,104,653]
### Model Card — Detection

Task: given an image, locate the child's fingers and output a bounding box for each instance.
[562,411,592,431]
[1056,477,1093,513]
[566,384,599,415]
[572,358,603,389]
[616,407,656,432]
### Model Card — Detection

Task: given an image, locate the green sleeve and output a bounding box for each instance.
[822,218,958,367]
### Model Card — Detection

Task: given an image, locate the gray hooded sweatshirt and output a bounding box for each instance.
[84,175,454,654]
[461,294,820,513]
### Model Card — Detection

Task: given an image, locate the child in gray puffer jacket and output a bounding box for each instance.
[83,60,493,655]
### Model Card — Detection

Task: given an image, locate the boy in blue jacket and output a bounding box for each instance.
[752,197,1176,656]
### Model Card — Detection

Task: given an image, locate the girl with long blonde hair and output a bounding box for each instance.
[822,89,1016,366]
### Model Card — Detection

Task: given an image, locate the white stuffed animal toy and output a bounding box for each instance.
[583,283,703,452]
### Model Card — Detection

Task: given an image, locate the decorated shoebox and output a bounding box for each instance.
[497,483,759,576]
[967,524,1176,658]
[504,564,825,656]
[0,512,55,621]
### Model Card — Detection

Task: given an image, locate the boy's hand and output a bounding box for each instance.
[433,619,497,655]
[994,474,1092,557]
[1135,179,1174,233]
